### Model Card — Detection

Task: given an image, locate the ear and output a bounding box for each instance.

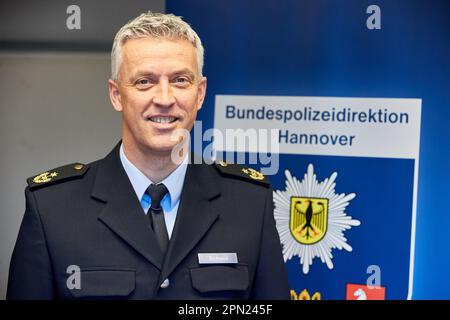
[196,77,207,111]
[108,79,123,112]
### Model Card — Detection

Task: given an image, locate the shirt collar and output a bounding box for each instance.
[119,143,188,209]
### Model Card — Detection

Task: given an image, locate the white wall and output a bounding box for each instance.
[0,52,122,299]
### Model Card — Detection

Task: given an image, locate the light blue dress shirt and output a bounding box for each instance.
[119,144,188,239]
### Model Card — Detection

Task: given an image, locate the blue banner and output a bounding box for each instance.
[167,0,450,299]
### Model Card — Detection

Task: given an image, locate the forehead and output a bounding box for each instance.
[121,37,198,73]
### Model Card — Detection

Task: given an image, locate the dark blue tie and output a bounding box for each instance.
[146,184,169,254]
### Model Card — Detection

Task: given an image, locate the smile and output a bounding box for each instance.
[147,116,178,123]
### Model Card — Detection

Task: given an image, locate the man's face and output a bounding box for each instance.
[109,37,206,156]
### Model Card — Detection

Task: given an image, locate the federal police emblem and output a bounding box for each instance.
[273,164,361,274]
[290,197,328,245]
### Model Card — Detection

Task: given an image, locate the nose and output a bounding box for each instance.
[153,80,175,107]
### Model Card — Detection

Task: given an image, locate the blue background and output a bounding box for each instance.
[167,0,450,298]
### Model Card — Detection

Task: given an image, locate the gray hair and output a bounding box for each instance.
[111,12,204,81]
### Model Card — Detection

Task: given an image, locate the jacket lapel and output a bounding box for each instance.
[91,143,164,270]
[159,161,221,282]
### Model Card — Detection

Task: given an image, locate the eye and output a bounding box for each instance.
[135,78,153,89]
[173,76,191,86]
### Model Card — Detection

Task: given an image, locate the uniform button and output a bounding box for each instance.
[160,278,170,289]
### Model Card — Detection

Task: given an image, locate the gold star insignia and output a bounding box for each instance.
[241,168,264,180]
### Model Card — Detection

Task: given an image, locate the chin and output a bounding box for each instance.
[144,141,179,155]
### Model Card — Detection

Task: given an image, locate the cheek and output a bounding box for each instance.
[183,103,199,120]
[180,91,202,113]
[122,93,148,115]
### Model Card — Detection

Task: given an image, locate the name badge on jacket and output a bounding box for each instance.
[198,253,238,264]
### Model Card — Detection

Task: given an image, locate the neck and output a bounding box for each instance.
[122,142,186,184]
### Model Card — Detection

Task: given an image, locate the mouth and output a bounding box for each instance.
[147,116,178,124]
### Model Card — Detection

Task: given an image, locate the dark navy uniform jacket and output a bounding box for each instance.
[7,143,289,299]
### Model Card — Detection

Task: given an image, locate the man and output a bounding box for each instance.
[7,12,289,299]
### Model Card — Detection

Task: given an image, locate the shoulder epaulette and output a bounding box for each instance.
[27,163,89,190]
[213,160,270,187]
